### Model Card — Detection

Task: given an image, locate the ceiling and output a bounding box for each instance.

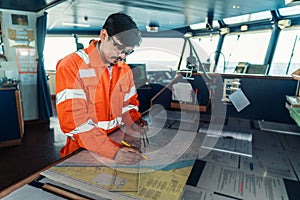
[0,0,290,35]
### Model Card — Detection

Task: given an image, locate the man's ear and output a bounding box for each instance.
[100,29,108,41]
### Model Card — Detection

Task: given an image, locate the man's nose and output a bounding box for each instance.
[119,52,127,59]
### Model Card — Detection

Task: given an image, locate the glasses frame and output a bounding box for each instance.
[110,36,134,56]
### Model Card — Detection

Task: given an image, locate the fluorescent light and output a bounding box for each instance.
[190,22,206,30]
[190,20,220,30]
[146,25,159,32]
[285,0,300,4]
[62,22,90,27]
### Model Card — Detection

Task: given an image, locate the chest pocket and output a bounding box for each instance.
[81,76,101,104]
[119,83,130,93]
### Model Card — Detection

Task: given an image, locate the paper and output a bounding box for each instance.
[279,134,300,152]
[181,185,214,200]
[56,127,200,170]
[252,132,283,150]
[153,110,200,131]
[197,163,243,198]
[226,118,251,129]
[154,110,199,123]
[197,163,289,200]
[213,194,238,200]
[42,166,139,192]
[170,120,199,131]
[2,184,66,200]
[41,168,136,200]
[258,120,300,135]
[286,150,300,181]
[139,129,199,170]
[247,132,298,180]
[153,185,238,200]
[240,146,297,181]
[228,89,250,112]
[41,126,200,200]
[172,82,193,103]
[42,164,193,200]
[125,166,193,200]
[19,74,37,85]
[198,151,239,168]
[199,128,252,157]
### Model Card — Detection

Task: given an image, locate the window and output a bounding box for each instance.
[44,36,95,70]
[223,11,272,25]
[218,30,272,73]
[278,5,300,16]
[190,34,220,72]
[126,37,184,84]
[44,36,188,84]
[270,28,300,76]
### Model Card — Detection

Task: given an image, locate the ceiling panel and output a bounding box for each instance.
[0,0,289,34]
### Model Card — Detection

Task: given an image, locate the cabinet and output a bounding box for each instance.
[0,87,24,147]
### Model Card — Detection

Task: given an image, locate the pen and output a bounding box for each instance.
[121,140,149,160]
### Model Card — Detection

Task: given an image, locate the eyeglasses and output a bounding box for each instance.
[110,36,134,56]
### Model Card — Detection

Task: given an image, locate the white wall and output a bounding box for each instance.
[0,9,39,120]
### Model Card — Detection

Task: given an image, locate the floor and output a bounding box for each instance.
[0,98,65,191]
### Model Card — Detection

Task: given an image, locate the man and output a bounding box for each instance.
[56,12,148,165]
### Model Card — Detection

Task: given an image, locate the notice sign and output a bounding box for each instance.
[16,48,37,73]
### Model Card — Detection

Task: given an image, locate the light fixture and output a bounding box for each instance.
[190,22,206,30]
[285,0,300,5]
[240,25,248,31]
[220,27,230,35]
[278,19,291,29]
[146,22,159,32]
[62,22,90,27]
[184,32,193,38]
[146,25,159,32]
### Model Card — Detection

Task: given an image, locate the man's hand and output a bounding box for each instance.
[113,146,144,165]
[123,133,141,148]
[130,118,149,147]
[131,118,148,132]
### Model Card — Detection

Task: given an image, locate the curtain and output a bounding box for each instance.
[36,12,53,120]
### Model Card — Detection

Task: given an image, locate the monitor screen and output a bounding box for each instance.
[128,63,148,87]
[245,64,268,75]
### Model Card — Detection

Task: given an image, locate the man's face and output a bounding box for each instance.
[101,31,134,65]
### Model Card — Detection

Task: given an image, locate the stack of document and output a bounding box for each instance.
[199,128,252,157]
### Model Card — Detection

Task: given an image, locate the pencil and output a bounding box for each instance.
[121,140,149,160]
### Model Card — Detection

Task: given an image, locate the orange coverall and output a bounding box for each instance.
[56,40,141,159]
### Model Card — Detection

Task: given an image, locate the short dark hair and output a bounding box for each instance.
[102,12,141,47]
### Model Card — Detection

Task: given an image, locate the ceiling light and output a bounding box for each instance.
[241,25,248,31]
[184,32,193,38]
[278,19,292,29]
[220,27,230,35]
[146,22,159,32]
[285,0,300,5]
[190,22,206,30]
[62,22,90,27]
